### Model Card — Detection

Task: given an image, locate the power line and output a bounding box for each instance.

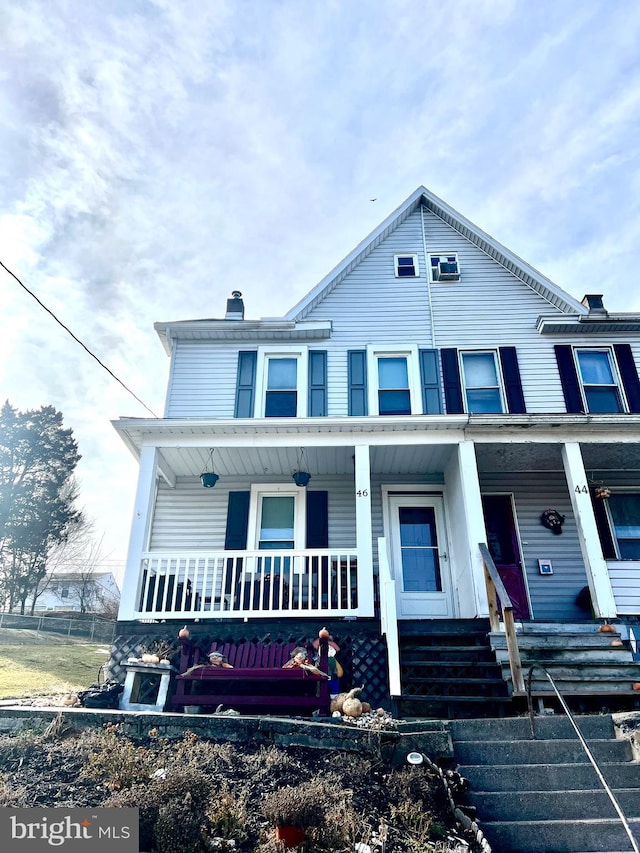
[0,259,159,418]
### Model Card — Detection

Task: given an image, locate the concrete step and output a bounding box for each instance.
[453,737,633,766]
[449,714,616,742]
[479,817,640,853]
[467,787,640,821]
[457,761,640,792]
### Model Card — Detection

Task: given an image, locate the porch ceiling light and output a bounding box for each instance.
[292,448,311,488]
[200,448,219,488]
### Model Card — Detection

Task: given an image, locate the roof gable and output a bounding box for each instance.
[285,186,587,321]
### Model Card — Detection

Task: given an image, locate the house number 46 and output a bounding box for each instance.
[356,489,369,497]
[575,485,589,494]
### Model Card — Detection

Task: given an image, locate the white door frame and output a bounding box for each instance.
[382,487,453,619]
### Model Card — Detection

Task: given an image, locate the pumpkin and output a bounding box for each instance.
[361,702,371,714]
[633,683,640,692]
[598,622,616,634]
[142,653,160,664]
[342,687,365,718]
[178,625,190,640]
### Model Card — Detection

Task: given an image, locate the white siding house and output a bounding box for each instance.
[113,186,640,706]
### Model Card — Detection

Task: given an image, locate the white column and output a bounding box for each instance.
[118,445,158,621]
[445,441,489,617]
[561,442,617,618]
[354,443,374,616]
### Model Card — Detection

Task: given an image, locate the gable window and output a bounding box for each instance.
[575,349,624,413]
[460,351,504,413]
[430,253,460,281]
[367,346,422,415]
[606,493,640,559]
[394,254,419,277]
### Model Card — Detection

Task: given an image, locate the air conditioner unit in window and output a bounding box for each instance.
[434,260,460,281]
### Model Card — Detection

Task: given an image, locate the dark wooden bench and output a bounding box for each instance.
[171,636,330,716]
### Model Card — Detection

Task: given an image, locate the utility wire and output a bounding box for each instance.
[0,259,159,418]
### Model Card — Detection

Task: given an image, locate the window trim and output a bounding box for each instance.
[247,484,307,550]
[459,349,506,414]
[603,490,640,561]
[367,345,422,416]
[255,346,308,418]
[429,252,460,282]
[394,254,420,278]
[574,347,627,414]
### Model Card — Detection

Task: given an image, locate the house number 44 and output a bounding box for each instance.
[575,485,589,494]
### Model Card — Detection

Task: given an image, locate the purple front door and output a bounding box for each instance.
[481,495,531,620]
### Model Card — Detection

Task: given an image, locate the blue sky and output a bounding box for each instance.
[1,0,640,577]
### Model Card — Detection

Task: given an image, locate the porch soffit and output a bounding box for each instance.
[476,441,640,473]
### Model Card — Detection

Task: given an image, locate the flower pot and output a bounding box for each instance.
[200,472,219,488]
[276,825,306,847]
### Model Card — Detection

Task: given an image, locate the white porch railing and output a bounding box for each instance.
[377,537,401,696]
[133,549,361,620]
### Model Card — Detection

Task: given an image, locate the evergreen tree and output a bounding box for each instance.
[0,401,82,612]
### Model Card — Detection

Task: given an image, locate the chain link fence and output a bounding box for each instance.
[0,611,116,643]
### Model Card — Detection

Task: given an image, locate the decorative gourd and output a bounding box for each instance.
[318,627,330,639]
[141,653,160,664]
[633,683,640,692]
[342,687,364,718]
[611,639,624,647]
[598,622,616,634]
[178,625,190,640]
[361,701,371,714]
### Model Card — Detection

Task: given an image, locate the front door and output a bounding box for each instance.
[481,494,531,620]
[389,495,452,618]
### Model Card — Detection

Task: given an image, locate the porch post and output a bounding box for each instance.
[354,443,374,616]
[445,440,489,617]
[561,442,617,618]
[118,445,159,621]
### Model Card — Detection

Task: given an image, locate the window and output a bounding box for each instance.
[265,357,297,417]
[60,584,69,599]
[256,348,308,418]
[378,357,411,415]
[367,346,422,415]
[248,485,306,550]
[394,254,419,277]
[606,493,640,559]
[430,253,460,281]
[460,351,504,413]
[576,349,624,413]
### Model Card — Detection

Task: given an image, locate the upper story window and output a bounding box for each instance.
[394,254,419,277]
[460,351,504,414]
[367,346,422,416]
[606,493,640,560]
[265,357,298,417]
[575,348,624,413]
[430,253,460,282]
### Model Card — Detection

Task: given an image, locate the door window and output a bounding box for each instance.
[399,506,442,591]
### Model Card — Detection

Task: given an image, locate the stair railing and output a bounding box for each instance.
[377,537,401,696]
[478,543,525,694]
[526,663,640,853]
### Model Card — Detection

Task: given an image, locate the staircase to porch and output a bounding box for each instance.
[396,619,513,719]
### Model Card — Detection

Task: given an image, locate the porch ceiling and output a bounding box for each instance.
[157,443,457,479]
[475,442,640,473]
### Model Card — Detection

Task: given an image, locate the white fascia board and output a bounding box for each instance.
[154,319,331,349]
[537,314,640,334]
[286,185,587,321]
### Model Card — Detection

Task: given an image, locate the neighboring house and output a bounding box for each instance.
[28,572,121,614]
[113,186,640,711]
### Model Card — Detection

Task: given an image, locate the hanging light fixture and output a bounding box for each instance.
[200,448,219,488]
[292,448,311,488]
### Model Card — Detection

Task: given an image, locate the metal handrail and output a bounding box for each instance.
[526,663,639,853]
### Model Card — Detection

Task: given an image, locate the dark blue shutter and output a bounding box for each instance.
[308,350,328,416]
[590,489,616,560]
[554,345,583,413]
[614,344,640,413]
[234,351,257,418]
[348,350,368,416]
[499,347,526,414]
[418,349,442,414]
[441,348,464,414]
[306,491,329,548]
[224,491,250,549]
